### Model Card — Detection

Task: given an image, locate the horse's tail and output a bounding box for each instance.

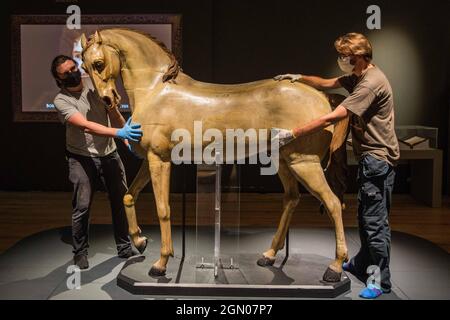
[323,94,350,211]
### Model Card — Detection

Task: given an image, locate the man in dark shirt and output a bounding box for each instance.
[273,33,399,299]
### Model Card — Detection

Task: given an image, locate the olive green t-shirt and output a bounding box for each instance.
[339,66,400,166]
[53,79,117,157]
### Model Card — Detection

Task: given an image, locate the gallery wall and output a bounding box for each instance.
[1,0,449,194]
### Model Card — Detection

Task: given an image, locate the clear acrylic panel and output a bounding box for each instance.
[195,162,240,281]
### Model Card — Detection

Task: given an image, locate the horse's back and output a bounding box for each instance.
[197,77,335,161]
[174,73,332,129]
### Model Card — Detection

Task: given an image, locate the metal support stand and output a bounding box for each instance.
[196,153,239,278]
[213,154,221,278]
[286,228,290,259]
[182,165,186,260]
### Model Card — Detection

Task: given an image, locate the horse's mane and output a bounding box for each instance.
[91,28,181,82]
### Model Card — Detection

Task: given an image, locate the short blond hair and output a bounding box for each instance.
[334,33,373,61]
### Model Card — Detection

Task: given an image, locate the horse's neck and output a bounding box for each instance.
[104,31,173,105]
[120,58,170,88]
[120,67,165,105]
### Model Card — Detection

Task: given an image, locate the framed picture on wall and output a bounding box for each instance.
[11,14,182,122]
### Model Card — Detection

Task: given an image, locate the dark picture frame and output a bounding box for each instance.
[11,14,182,122]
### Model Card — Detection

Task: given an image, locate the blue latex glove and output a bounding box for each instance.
[116,117,142,142]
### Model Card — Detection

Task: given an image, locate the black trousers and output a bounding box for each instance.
[350,153,395,292]
[67,150,131,256]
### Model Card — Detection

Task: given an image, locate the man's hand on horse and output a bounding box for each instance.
[271,127,296,147]
[273,73,303,83]
[116,117,143,142]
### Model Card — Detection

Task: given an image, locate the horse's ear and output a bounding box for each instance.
[94,30,102,44]
[80,33,87,50]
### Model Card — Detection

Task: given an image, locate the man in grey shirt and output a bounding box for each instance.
[51,55,143,269]
[274,33,399,299]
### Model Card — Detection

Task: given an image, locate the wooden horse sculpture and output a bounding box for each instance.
[81,28,349,282]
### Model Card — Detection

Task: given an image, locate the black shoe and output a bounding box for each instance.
[74,254,89,270]
[343,261,368,284]
[382,287,392,294]
[118,248,140,259]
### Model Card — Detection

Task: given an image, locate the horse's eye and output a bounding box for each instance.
[94,61,105,72]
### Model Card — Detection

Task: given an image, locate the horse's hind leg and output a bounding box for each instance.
[257,159,300,266]
[289,160,348,282]
[147,152,174,277]
[123,160,150,254]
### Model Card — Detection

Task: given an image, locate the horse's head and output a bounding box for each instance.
[80,31,122,108]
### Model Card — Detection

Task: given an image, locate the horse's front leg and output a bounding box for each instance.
[123,160,150,254]
[147,152,174,277]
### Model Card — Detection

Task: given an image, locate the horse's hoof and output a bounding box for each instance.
[322,267,342,282]
[136,237,148,254]
[257,256,275,267]
[149,266,166,277]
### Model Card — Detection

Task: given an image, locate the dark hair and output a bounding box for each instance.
[51,55,77,87]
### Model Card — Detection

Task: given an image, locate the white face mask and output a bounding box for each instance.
[337,56,355,74]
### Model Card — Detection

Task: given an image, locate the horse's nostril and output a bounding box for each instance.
[103,96,112,107]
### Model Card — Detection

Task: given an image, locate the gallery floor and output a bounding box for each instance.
[0,224,448,300]
[1,192,449,253]
[0,192,448,300]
